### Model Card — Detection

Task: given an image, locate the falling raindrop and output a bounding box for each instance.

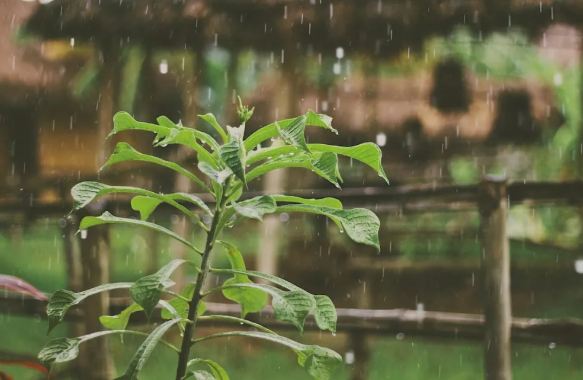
[376,132,387,147]
[159,60,168,74]
[344,350,355,364]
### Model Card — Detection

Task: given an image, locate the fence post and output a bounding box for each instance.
[479,176,512,380]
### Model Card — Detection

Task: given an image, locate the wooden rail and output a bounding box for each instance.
[3,178,583,380]
[3,296,583,348]
[1,180,583,217]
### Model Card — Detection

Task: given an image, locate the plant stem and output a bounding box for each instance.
[175,178,230,380]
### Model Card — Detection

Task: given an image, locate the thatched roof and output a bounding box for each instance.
[25,0,583,57]
[242,69,561,149]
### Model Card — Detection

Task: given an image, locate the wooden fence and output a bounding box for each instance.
[2,177,583,380]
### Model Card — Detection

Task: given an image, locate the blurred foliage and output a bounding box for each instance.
[119,46,146,113]
[448,157,479,185]
[70,45,146,114]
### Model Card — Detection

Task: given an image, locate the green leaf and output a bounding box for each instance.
[245,145,297,165]
[115,319,183,380]
[215,195,277,234]
[99,303,144,339]
[102,142,211,192]
[271,290,316,333]
[130,260,194,319]
[157,115,221,153]
[271,195,342,209]
[131,196,162,221]
[219,283,314,332]
[39,330,152,368]
[79,211,202,254]
[158,300,181,320]
[184,371,216,380]
[187,359,230,380]
[244,111,337,151]
[198,162,232,185]
[71,182,209,223]
[217,241,268,317]
[130,193,212,222]
[168,193,212,215]
[38,337,82,367]
[313,295,337,333]
[199,113,228,142]
[310,143,389,185]
[305,110,336,133]
[226,185,243,203]
[232,195,276,222]
[276,205,381,251]
[247,143,387,184]
[194,331,342,380]
[246,154,340,187]
[211,268,337,333]
[211,268,301,291]
[276,115,310,153]
[213,180,224,206]
[311,152,341,188]
[111,112,172,142]
[47,283,132,333]
[155,128,219,168]
[220,135,246,185]
[302,346,344,380]
[161,283,206,320]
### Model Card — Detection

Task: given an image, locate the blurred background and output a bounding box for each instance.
[2,0,583,379]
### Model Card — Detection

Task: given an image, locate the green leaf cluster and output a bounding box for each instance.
[39,101,387,380]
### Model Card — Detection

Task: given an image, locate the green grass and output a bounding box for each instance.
[3,218,583,379]
[2,315,583,380]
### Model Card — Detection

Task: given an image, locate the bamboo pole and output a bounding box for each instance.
[479,176,511,380]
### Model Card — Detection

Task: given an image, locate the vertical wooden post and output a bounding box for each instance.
[349,272,371,380]
[76,40,119,380]
[479,176,511,380]
[78,208,113,380]
[62,217,82,293]
[256,168,284,277]
[348,334,369,380]
[256,49,297,277]
[169,51,202,291]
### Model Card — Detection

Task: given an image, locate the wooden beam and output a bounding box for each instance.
[479,176,512,380]
[348,258,575,273]
[4,181,583,217]
[4,297,583,347]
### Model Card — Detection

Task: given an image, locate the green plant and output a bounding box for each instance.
[37,98,388,380]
